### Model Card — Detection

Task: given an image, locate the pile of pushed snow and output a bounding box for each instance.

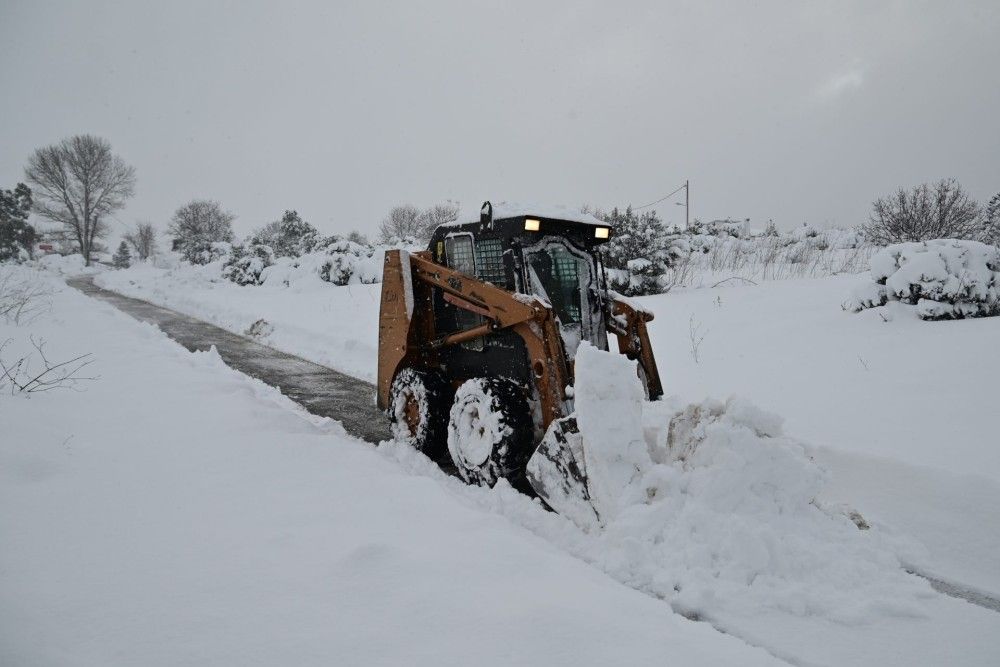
[561,344,931,623]
[844,239,1000,319]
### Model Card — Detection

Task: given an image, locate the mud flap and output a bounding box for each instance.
[525,416,601,530]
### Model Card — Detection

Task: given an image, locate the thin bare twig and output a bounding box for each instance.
[0,337,97,395]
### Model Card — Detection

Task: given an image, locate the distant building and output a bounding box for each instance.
[34,227,77,255]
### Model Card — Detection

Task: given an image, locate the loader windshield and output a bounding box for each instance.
[527,245,584,324]
[525,238,604,357]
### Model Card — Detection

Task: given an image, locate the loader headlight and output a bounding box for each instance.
[524,218,541,232]
[594,227,610,239]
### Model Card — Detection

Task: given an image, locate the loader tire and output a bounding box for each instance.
[389,368,452,460]
[447,377,532,487]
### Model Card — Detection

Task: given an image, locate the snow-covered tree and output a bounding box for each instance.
[251,210,318,258]
[599,206,670,296]
[983,192,1000,246]
[112,241,131,268]
[168,199,235,264]
[0,183,36,262]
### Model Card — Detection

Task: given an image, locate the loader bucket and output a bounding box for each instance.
[525,417,601,529]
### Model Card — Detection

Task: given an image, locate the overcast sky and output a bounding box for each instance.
[2,0,998,239]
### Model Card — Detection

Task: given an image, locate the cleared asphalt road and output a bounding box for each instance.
[67,276,392,444]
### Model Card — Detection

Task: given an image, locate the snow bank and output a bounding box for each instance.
[844,239,1000,319]
[561,346,933,625]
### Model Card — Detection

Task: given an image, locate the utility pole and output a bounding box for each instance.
[675,180,690,229]
[685,179,690,230]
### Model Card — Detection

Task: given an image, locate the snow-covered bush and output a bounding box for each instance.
[316,238,379,285]
[216,235,386,288]
[222,243,274,286]
[182,240,232,265]
[844,239,1000,319]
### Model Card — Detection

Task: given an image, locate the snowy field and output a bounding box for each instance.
[2,261,997,665]
[1,269,779,666]
[92,261,1000,604]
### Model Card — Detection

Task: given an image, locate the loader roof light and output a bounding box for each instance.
[594,226,610,239]
[524,218,541,232]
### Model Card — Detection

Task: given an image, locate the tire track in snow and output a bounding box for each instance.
[69,275,1000,619]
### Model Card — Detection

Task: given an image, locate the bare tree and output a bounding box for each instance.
[24,135,136,266]
[417,201,460,241]
[346,230,369,245]
[378,204,421,243]
[168,200,235,263]
[123,221,157,261]
[861,179,982,245]
[379,201,460,243]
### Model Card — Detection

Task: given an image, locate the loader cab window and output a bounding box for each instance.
[445,234,475,276]
[444,232,484,351]
[524,237,606,358]
[527,245,583,324]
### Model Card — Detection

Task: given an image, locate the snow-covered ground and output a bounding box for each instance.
[6,259,992,664]
[1,269,780,666]
[92,262,1000,603]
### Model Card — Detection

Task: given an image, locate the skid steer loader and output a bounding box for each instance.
[377,202,662,517]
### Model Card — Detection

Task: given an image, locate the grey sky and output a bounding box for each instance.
[2,0,998,240]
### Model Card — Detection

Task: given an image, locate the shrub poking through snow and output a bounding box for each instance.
[222,243,275,286]
[844,239,1000,319]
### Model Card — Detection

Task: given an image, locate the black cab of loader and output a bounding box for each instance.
[377,201,661,493]
[424,203,613,389]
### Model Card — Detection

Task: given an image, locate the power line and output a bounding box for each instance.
[634,182,687,210]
